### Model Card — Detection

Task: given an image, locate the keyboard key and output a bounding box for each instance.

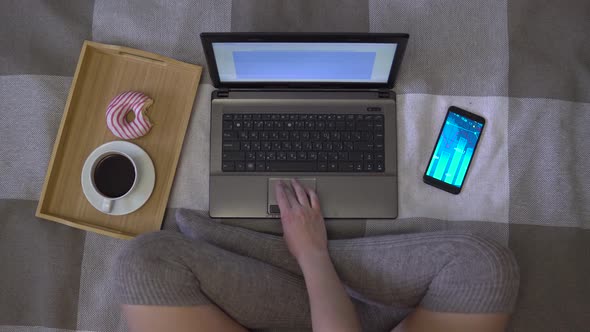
[261,114,271,120]
[236,162,245,171]
[243,114,252,120]
[233,114,243,120]
[271,114,280,120]
[223,114,233,120]
[338,152,349,161]
[297,152,307,160]
[256,152,266,160]
[339,162,354,172]
[335,121,346,129]
[331,132,341,140]
[318,115,327,120]
[279,114,288,120]
[272,142,282,151]
[333,142,343,151]
[365,153,374,161]
[279,131,289,140]
[327,121,336,129]
[301,131,310,140]
[288,152,297,160]
[305,121,314,129]
[323,142,333,151]
[244,121,252,129]
[253,114,261,120]
[375,133,384,142]
[266,152,276,161]
[246,152,256,161]
[313,142,323,150]
[254,121,264,130]
[346,121,355,130]
[260,132,269,140]
[356,121,372,131]
[328,152,339,161]
[365,162,375,171]
[349,152,363,161]
[336,114,344,121]
[302,142,312,151]
[289,114,298,120]
[251,142,261,151]
[246,162,256,171]
[376,161,384,172]
[318,162,327,171]
[223,131,237,140]
[308,152,318,160]
[249,131,259,140]
[375,153,384,160]
[222,161,234,171]
[277,152,287,160]
[223,121,233,130]
[311,132,320,140]
[264,121,274,129]
[352,132,362,141]
[341,132,351,140]
[256,162,266,171]
[374,143,384,151]
[317,122,326,130]
[318,152,328,161]
[274,121,283,129]
[234,121,243,129]
[222,142,240,151]
[343,141,354,151]
[238,131,248,140]
[285,121,294,130]
[240,142,251,151]
[269,132,279,140]
[268,161,317,172]
[328,162,338,172]
[361,132,373,141]
[295,121,304,129]
[262,142,272,150]
[354,162,363,172]
[354,142,374,151]
[293,142,302,150]
[282,142,292,150]
[290,132,300,140]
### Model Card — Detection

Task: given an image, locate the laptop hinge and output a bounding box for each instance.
[378,90,391,98]
[217,89,230,98]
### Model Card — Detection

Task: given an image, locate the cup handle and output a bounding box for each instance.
[101,198,113,213]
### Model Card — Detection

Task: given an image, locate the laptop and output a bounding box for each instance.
[201,33,409,219]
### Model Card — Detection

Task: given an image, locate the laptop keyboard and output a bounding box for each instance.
[221,113,385,172]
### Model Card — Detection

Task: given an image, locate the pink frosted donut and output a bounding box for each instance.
[106,91,154,140]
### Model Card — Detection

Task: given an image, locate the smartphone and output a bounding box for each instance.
[423,106,485,194]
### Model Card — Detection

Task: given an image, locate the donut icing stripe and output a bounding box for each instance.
[118,93,145,138]
[106,92,136,138]
[106,91,154,140]
[109,92,140,139]
[116,94,142,138]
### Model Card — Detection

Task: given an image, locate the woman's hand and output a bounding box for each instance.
[275,179,328,263]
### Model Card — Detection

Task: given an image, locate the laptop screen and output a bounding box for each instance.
[211,42,398,84]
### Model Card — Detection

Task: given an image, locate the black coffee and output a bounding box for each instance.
[93,154,136,198]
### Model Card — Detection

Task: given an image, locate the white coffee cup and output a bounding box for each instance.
[89,151,138,213]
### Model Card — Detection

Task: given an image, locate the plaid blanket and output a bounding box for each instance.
[1,1,588,331]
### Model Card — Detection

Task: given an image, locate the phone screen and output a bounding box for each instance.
[424,107,484,194]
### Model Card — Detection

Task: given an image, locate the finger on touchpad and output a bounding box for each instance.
[268,178,317,214]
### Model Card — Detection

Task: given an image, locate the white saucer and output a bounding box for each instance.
[81,141,155,215]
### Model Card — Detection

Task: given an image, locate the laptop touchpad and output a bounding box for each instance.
[268,178,317,215]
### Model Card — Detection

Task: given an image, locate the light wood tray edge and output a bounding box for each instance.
[36,40,202,238]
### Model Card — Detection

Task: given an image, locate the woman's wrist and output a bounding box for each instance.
[297,249,332,275]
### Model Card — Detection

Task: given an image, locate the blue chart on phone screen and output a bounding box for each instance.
[426,112,483,187]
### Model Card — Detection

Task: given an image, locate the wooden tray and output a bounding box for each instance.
[36,41,202,239]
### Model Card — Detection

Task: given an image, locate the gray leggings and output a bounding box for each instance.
[115,209,519,331]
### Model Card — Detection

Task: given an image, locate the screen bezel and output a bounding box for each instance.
[423,106,485,195]
[200,32,409,89]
